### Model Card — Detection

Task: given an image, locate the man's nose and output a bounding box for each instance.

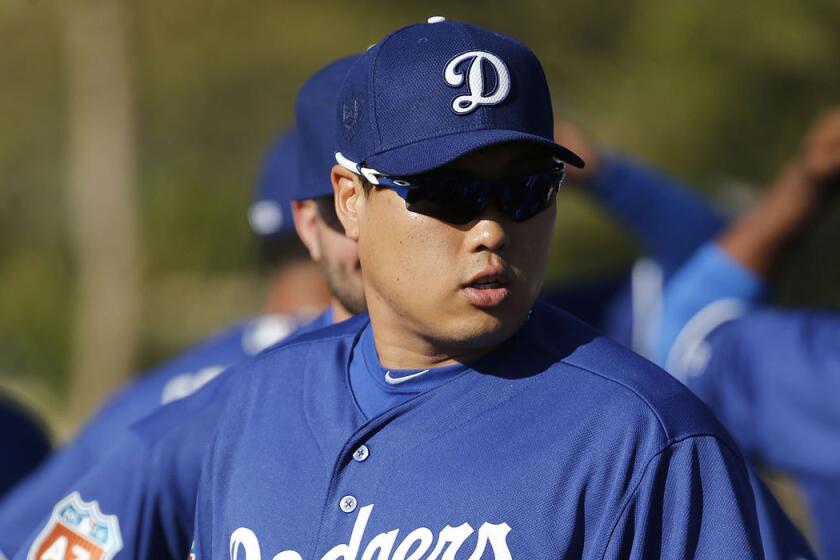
[466,204,510,253]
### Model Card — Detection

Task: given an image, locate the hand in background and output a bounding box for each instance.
[553,119,600,184]
[801,107,840,186]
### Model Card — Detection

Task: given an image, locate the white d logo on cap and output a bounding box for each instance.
[444,51,511,115]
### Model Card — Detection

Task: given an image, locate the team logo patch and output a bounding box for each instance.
[444,50,511,115]
[27,492,123,560]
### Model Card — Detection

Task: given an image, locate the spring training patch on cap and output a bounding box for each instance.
[27,492,123,560]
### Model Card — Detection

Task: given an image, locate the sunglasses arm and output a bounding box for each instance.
[335,152,385,186]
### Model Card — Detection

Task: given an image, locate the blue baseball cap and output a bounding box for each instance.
[248,130,297,237]
[335,16,584,182]
[250,55,360,237]
[295,55,359,201]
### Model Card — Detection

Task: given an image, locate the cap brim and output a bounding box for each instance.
[364,129,585,176]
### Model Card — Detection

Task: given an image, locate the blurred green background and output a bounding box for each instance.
[1,0,840,435]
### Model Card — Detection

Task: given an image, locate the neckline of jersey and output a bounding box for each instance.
[356,323,471,395]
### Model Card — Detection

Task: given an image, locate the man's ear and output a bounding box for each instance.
[332,164,362,241]
[291,200,322,261]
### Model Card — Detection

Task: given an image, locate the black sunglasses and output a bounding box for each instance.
[370,163,565,225]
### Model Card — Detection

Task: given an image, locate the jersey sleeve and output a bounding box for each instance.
[12,368,240,560]
[800,477,840,559]
[12,433,150,560]
[601,435,764,559]
[587,156,727,276]
[652,242,766,373]
[688,310,840,479]
[0,324,250,556]
[748,467,818,560]
[0,385,142,557]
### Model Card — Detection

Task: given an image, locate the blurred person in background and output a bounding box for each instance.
[652,108,840,558]
[11,56,365,560]
[0,394,50,498]
[550,119,822,558]
[548,119,728,354]
[0,129,337,557]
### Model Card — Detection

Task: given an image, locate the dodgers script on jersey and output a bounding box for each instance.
[193,302,765,559]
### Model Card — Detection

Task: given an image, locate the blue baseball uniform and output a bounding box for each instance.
[0,397,50,499]
[654,241,840,557]
[13,311,333,560]
[12,54,361,560]
[545,156,727,356]
[800,476,840,559]
[679,309,840,558]
[190,302,778,559]
[0,314,302,558]
[684,309,840,478]
[652,243,765,371]
[591,156,728,354]
[587,155,728,279]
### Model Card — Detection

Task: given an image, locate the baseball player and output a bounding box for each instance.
[0,129,336,556]
[0,395,50,499]
[652,108,840,557]
[543,124,831,556]
[190,17,788,559]
[546,120,728,355]
[14,56,364,560]
[19,52,816,560]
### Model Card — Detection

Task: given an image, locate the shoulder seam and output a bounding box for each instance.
[597,433,750,560]
[255,327,359,362]
[557,358,672,441]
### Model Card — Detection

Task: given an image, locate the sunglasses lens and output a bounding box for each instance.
[405,185,483,225]
[396,167,563,225]
[502,171,562,222]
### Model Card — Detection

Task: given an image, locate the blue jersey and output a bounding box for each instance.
[655,241,840,557]
[12,311,332,560]
[0,314,303,558]
[192,302,774,559]
[326,313,814,560]
[686,310,840,559]
[653,243,765,370]
[0,398,50,499]
[801,477,840,559]
[586,156,727,278]
[683,309,840,477]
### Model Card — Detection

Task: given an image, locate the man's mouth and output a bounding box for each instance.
[462,268,512,307]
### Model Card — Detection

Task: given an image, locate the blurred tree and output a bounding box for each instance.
[60,0,141,425]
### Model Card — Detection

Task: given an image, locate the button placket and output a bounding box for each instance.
[336,443,370,513]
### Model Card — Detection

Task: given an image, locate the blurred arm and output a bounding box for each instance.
[555,121,727,276]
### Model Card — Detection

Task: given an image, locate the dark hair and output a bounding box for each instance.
[358,172,375,196]
[256,231,310,271]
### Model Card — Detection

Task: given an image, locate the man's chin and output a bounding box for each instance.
[436,309,527,356]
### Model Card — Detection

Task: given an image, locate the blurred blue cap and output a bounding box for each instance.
[249,130,298,237]
[335,16,584,181]
[250,54,361,237]
[295,55,359,201]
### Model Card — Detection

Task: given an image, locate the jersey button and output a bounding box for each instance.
[339,495,358,513]
[352,445,370,462]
